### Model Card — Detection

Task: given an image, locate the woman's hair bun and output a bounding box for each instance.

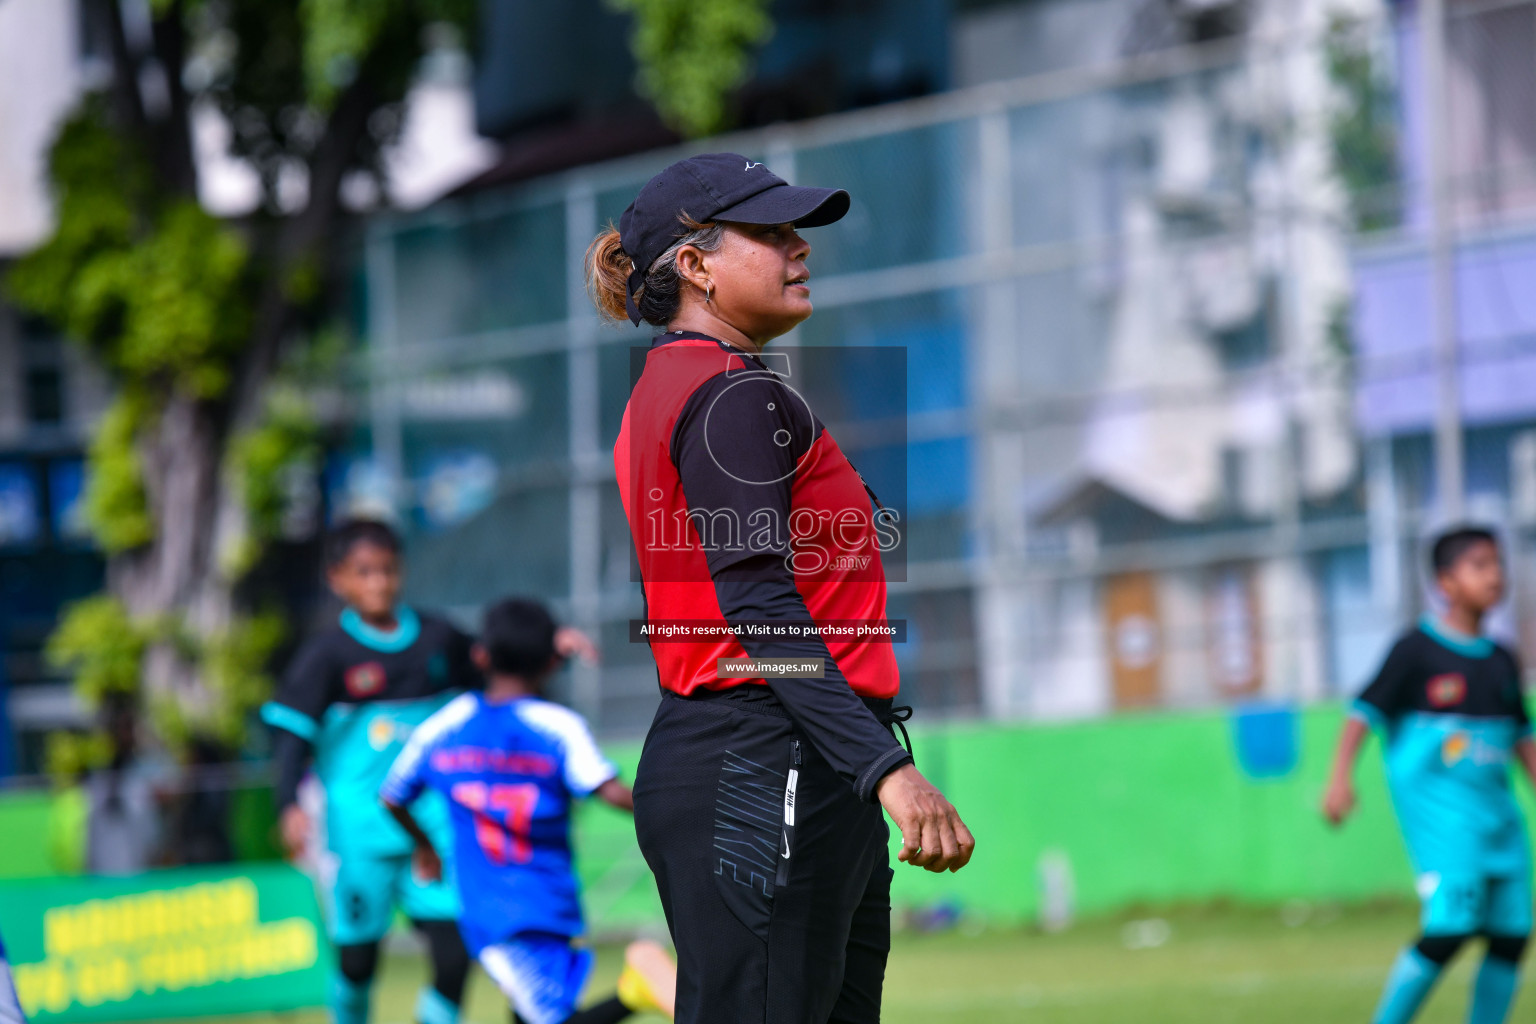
[584,227,634,324]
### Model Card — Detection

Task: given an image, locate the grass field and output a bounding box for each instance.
[143,901,1534,1024]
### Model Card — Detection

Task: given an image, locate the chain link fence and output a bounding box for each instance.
[347,2,1536,734]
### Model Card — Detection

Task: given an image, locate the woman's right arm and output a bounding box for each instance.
[711,557,914,800]
[671,370,914,803]
[713,554,974,871]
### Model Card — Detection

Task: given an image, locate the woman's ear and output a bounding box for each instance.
[673,244,711,293]
[471,643,491,672]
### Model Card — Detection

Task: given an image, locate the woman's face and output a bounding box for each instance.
[702,223,813,341]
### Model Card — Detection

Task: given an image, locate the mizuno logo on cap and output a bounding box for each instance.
[745,160,764,171]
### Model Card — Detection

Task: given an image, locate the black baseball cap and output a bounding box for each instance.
[618,152,851,324]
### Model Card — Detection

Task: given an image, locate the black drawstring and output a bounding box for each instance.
[884,704,914,762]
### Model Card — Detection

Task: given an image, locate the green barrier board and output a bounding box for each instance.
[0,863,328,1021]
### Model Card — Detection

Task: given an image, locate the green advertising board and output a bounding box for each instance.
[0,863,328,1021]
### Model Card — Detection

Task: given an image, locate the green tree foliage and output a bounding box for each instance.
[12,180,250,400]
[300,0,474,106]
[1326,16,1400,232]
[45,596,148,707]
[3,0,470,761]
[5,106,154,330]
[46,594,287,751]
[80,392,154,553]
[198,610,290,745]
[609,0,773,137]
[223,387,321,578]
[147,609,289,747]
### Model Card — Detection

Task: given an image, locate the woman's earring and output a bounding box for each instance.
[705,282,713,304]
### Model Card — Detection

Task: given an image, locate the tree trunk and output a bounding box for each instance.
[110,393,243,729]
[84,5,385,743]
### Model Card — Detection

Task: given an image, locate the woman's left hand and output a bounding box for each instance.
[875,764,976,873]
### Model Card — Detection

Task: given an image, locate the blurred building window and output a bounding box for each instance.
[25,367,62,427]
[76,0,108,61]
[20,318,68,432]
[0,464,41,548]
[1447,0,1536,219]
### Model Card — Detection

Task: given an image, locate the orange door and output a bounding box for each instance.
[1104,572,1162,709]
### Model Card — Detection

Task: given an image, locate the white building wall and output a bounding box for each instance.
[1025,576,1112,719]
[1258,554,1328,702]
[1158,568,1212,708]
[966,0,1387,718]
[0,0,87,255]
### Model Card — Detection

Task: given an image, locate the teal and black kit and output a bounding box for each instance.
[1352,616,1533,1024]
[1352,616,1532,935]
[264,607,477,942]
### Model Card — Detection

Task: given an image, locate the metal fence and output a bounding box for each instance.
[350,2,1536,734]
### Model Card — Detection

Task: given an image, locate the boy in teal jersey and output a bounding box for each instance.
[1324,526,1536,1024]
[264,519,476,1024]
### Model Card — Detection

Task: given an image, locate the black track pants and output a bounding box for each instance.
[633,688,894,1024]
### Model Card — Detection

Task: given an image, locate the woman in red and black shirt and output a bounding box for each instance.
[586,153,974,1023]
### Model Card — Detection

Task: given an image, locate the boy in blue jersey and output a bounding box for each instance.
[1324,526,1536,1024]
[263,519,476,1024]
[382,597,676,1024]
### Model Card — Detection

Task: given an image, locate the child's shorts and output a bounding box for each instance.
[323,852,460,945]
[1418,870,1534,936]
[478,933,595,1024]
